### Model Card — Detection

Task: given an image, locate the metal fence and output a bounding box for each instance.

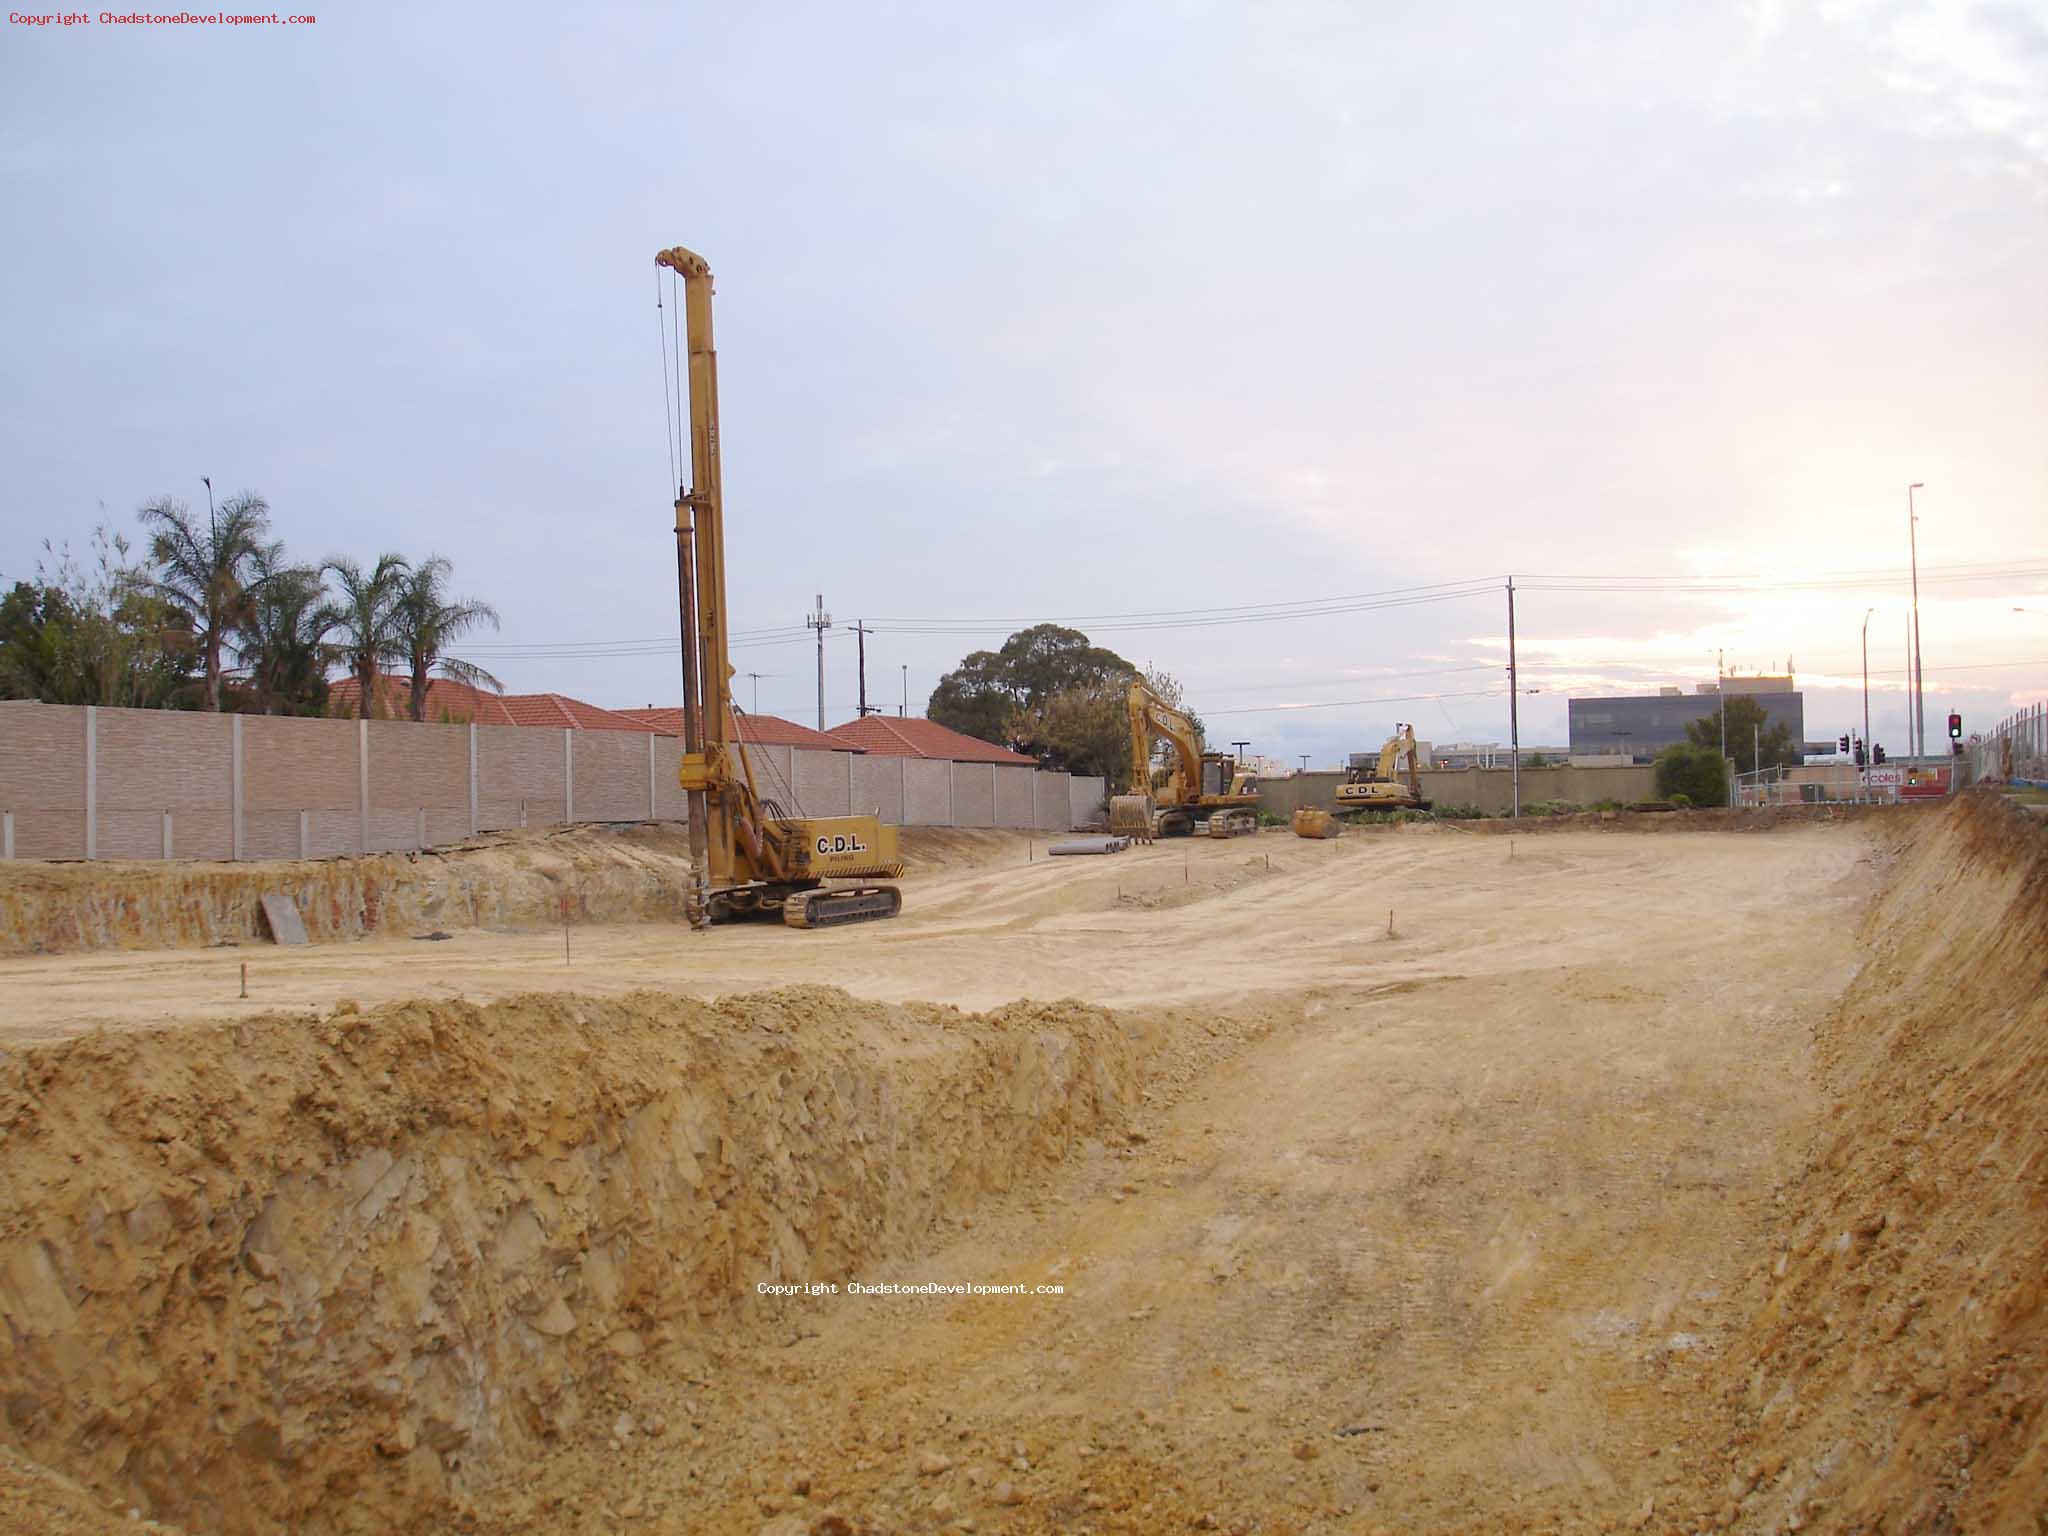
[1962,701,2048,788]
[1732,760,1957,808]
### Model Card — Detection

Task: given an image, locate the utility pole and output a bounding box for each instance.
[852,620,877,716]
[744,671,778,715]
[1507,578,1521,819]
[1908,483,1925,760]
[900,664,908,718]
[1861,607,1874,789]
[805,593,832,731]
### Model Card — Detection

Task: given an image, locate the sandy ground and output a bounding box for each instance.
[2,821,1899,1535]
[0,825,1862,1047]
[447,824,1875,1534]
[19,819,2048,1536]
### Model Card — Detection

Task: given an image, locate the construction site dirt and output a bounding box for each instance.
[0,797,2042,1535]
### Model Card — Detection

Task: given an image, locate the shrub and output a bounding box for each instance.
[1670,792,1692,808]
[1654,742,1727,807]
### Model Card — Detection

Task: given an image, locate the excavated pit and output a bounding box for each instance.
[0,796,2041,1534]
[0,987,1169,1535]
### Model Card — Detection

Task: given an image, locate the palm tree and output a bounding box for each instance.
[324,553,410,719]
[235,543,339,715]
[394,555,501,722]
[136,489,270,710]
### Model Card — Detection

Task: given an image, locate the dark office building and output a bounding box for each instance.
[1569,682,1805,762]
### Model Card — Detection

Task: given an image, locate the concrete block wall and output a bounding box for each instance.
[1259,763,1660,819]
[0,703,1103,861]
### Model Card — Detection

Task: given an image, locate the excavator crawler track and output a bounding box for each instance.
[783,884,903,930]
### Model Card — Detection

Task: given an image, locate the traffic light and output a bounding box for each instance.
[1854,739,1866,767]
[1948,712,1962,741]
[1838,734,1850,754]
[1873,743,1887,765]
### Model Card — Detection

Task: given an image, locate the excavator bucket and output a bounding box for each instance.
[1108,794,1157,842]
[1291,807,1339,839]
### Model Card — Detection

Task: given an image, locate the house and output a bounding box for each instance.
[613,706,848,750]
[327,676,651,731]
[825,716,1038,766]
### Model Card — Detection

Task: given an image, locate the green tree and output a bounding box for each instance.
[1686,695,1798,772]
[136,489,271,711]
[394,554,501,722]
[0,529,194,707]
[235,543,338,715]
[928,624,1137,749]
[325,553,410,719]
[1654,741,1728,807]
[1016,679,1132,784]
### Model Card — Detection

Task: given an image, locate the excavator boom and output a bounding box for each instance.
[1110,677,1261,839]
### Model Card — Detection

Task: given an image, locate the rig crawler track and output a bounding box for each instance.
[783,885,904,929]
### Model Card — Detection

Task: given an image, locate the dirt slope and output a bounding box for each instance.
[1706,791,2048,1531]
[0,824,1028,957]
[0,986,1260,1535]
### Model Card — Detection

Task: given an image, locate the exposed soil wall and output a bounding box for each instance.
[0,824,1029,957]
[1710,790,2048,1531]
[0,986,1145,1535]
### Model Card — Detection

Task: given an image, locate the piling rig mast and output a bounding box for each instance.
[657,244,904,929]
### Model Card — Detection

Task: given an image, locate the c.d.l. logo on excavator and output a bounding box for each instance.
[815,833,867,855]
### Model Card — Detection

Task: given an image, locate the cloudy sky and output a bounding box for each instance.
[3,1,2042,765]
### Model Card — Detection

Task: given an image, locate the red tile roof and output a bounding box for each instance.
[826,716,1039,765]
[328,676,650,732]
[614,707,849,750]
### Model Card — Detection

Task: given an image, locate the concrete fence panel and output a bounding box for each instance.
[365,719,469,852]
[242,714,361,859]
[850,754,906,824]
[790,748,853,818]
[476,724,566,832]
[741,744,796,807]
[951,762,996,827]
[571,729,655,824]
[1067,775,1107,829]
[653,736,688,821]
[903,759,952,825]
[994,765,1037,828]
[93,707,234,861]
[1035,770,1072,830]
[0,703,89,859]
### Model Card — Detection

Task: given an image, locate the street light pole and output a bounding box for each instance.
[1507,578,1520,819]
[1861,607,1874,788]
[1717,648,1728,806]
[1908,482,1925,759]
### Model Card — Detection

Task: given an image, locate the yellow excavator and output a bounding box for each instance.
[658,243,905,929]
[1335,724,1430,813]
[1108,677,1262,840]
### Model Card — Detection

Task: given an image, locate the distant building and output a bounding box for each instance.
[1569,676,1805,762]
